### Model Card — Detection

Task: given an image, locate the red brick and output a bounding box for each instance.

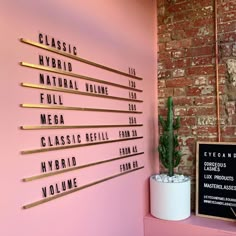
[226,101,235,115]
[174,107,187,116]
[197,116,216,126]
[197,137,218,142]
[197,25,214,37]
[218,64,227,74]
[193,76,207,85]
[158,15,165,25]
[185,137,196,146]
[192,0,214,8]
[166,38,192,50]
[171,50,186,58]
[177,166,194,176]
[196,126,218,135]
[173,68,185,77]
[158,52,172,61]
[158,79,166,88]
[166,77,192,87]
[222,137,236,142]
[171,30,186,40]
[187,66,215,75]
[158,70,172,79]
[158,98,166,107]
[158,107,168,116]
[173,97,193,106]
[222,127,236,136]
[185,28,199,38]
[158,24,169,35]
[218,1,236,14]
[186,87,201,96]
[159,33,172,43]
[220,43,233,57]
[194,96,215,105]
[187,106,216,116]
[180,117,196,126]
[220,104,227,116]
[218,21,236,34]
[231,114,236,125]
[159,59,174,69]
[174,58,191,68]
[175,0,189,4]
[208,75,226,85]
[158,43,166,52]
[158,88,173,98]
[187,46,214,57]
[178,126,193,136]
[218,32,236,43]
[233,44,236,56]
[174,88,186,96]
[173,12,187,22]
[191,56,214,66]
[193,6,214,17]
[157,0,165,7]
[219,84,226,95]
[193,17,214,27]
[167,2,192,13]
[219,12,236,23]
[192,36,214,47]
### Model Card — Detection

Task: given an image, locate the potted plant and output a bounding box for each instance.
[150,96,191,221]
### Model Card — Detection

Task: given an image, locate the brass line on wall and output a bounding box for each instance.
[22,152,144,182]
[20,62,143,92]
[21,124,143,130]
[21,104,142,114]
[20,38,142,81]
[22,166,144,209]
[21,82,143,103]
[21,136,143,154]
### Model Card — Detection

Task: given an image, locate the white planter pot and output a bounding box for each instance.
[150,174,191,221]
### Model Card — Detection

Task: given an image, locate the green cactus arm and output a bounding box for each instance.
[159,115,167,130]
[173,150,182,167]
[173,134,180,147]
[166,97,174,130]
[158,146,169,168]
[173,116,180,130]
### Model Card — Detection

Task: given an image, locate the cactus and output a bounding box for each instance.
[158,96,182,177]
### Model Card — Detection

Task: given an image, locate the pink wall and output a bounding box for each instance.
[0,1,157,236]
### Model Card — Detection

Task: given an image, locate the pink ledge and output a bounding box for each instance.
[144,214,236,236]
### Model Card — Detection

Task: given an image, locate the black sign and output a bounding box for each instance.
[196,142,236,221]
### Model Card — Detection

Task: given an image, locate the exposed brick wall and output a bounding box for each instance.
[157,0,236,209]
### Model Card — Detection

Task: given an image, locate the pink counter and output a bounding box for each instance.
[144,214,236,236]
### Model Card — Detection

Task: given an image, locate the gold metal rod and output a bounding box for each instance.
[21,136,143,155]
[21,104,142,114]
[21,83,143,103]
[22,166,144,209]
[20,62,143,93]
[20,38,143,81]
[22,152,144,182]
[21,124,143,130]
